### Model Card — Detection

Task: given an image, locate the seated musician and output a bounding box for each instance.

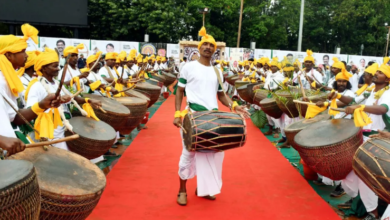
[25,48,102,153]
[0,24,62,156]
[334,60,390,220]
[173,27,249,206]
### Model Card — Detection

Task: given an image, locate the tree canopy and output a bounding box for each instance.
[1,0,389,56]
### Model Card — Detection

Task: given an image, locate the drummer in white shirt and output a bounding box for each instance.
[299,50,324,89]
[19,51,39,107]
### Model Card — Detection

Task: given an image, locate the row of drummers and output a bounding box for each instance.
[0,27,180,220]
[225,50,390,218]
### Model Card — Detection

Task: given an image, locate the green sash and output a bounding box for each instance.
[189,103,218,112]
[15,131,30,144]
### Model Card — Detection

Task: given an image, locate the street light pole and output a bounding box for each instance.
[297,0,305,51]
[237,0,244,48]
[386,25,390,57]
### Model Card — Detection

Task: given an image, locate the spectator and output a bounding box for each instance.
[77,54,87,69]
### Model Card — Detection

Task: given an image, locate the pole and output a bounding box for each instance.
[203,13,205,27]
[297,0,305,51]
[237,0,244,48]
[386,27,390,57]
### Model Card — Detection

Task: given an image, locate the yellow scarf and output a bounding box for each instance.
[89,80,101,91]
[114,79,124,97]
[355,84,375,96]
[328,90,339,116]
[82,98,100,121]
[106,86,112,98]
[24,78,38,101]
[70,76,81,92]
[374,86,389,100]
[34,108,62,139]
[0,24,38,97]
[305,102,328,119]
[353,105,372,127]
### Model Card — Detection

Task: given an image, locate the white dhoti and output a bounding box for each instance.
[382,205,390,220]
[266,115,281,129]
[341,170,378,212]
[178,131,224,196]
[280,114,299,137]
[317,174,341,186]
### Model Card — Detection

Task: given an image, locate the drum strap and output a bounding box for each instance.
[105,66,115,79]
[213,67,229,101]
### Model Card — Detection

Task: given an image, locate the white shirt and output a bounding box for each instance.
[334,89,355,119]
[26,77,71,142]
[178,61,223,111]
[327,75,336,88]
[154,63,164,71]
[300,68,324,89]
[179,61,186,72]
[349,73,360,92]
[0,97,16,138]
[0,71,19,122]
[382,205,390,220]
[98,66,116,84]
[359,88,390,131]
[58,66,88,92]
[19,73,34,107]
[132,65,139,73]
[264,71,284,90]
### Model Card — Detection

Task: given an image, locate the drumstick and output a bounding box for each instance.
[298,77,307,99]
[293,100,316,106]
[71,89,83,98]
[98,106,107,113]
[26,134,79,148]
[179,125,187,134]
[330,107,345,112]
[117,84,137,93]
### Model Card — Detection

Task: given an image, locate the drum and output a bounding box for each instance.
[237,84,252,103]
[259,98,283,119]
[145,78,163,87]
[294,119,363,180]
[295,92,328,117]
[285,113,331,152]
[151,74,167,85]
[227,76,239,86]
[253,89,269,106]
[9,146,106,220]
[125,89,151,106]
[235,80,250,89]
[275,89,303,118]
[161,72,176,87]
[182,111,247,152]
[115,97,148,134]
[353,138,390,204]
[83,94,131,131]
[65,116,116,159]
[246,83,262,102]
[134,82,161,108]
[0,160,41,220]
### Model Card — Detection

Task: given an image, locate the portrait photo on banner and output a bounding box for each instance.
[140,43,167,57]
[39,37,71,57]
[91,40,121,54]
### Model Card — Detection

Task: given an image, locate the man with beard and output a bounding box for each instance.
[174,27,250,206]
[324,57,344,91]
[299,50,323,89]
[333,59,390,220]
[349,64,360,92]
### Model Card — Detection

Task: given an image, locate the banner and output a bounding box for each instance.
[91,40,121,54]
[70,39,90,57]
[139,43,167,57]
[167,44,180,64]
[119,41,139,54]
[254,49,272,60]
[183,47,200,61]
[348,55,384,72]
[39,37,72,57]
[224,47,230,60]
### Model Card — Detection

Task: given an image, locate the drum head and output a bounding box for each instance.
[295,119,361,148]
[0,160,34,190]
[83,94,130,115]
[285,113,331,132]
[9,146,106,196]
[115,97,148,106]
[260,98,275,104]
[135,82,161,91]
[125,89,151,101]
[237,84,248,91]
[69,117,116,141]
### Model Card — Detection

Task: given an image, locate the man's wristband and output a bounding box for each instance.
[174,111,181,118]
[32,102,45,114]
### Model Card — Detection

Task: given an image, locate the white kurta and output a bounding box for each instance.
[349,73,360,92]
[382,205,390,220]
[0,71,18,122]
[177,61,224,196]
[0,97,17,138]
[58,66,88,92]
[26,78,71,151]
[20,73,34,107]
[98,66,116,84]
[300,69,323,89]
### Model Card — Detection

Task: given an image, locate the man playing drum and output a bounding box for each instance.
[173,27,249,206]
[0,24,62,156]
[334,60,390,220]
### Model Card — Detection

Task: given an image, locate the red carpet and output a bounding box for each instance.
[88,95,340,220]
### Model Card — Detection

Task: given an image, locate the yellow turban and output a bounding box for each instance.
[378,61,390,78]
[87,51,102,67]
[0,23,38,97]
[34,48,59,76]
[262,57,270,66]
[215,60,220,64]
[332,57,344,70]
[162,57,166,62]
[143,58,148,63]
[198,26,217,50]
[118,51,127,62]
[238,61,244,66]
[63,43,84,57]
[105,52,118,60]
[294,59,301,69]
[137,56,143,63]
[25,50,41,69]
[365,63,378,76]
[150,54,155,59]
[156,56,162,61]
[80,68,90,73]
[244,61,250,66]
[127,49,137,61]
[270,57,279,67]
[335,68,353,81]
[304,50,314,63]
